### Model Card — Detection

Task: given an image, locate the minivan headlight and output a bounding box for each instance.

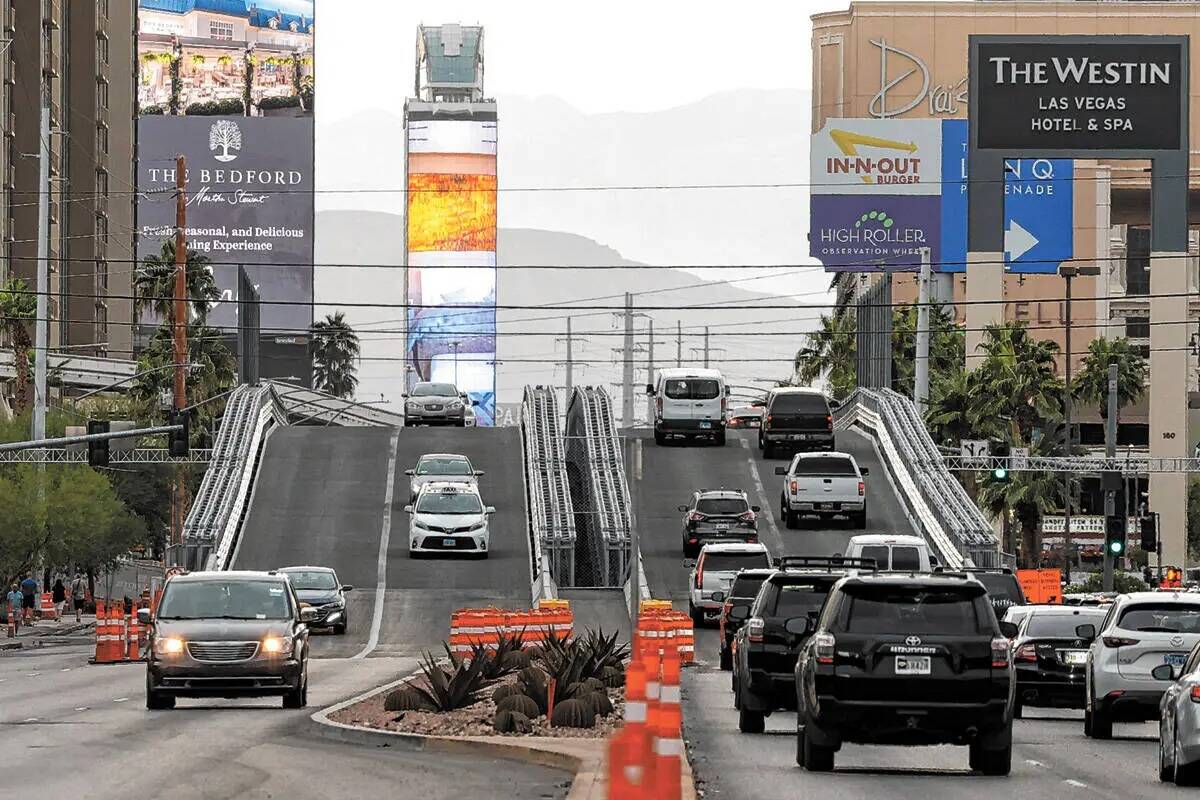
[154,636,185,656]
[262,636,293,655]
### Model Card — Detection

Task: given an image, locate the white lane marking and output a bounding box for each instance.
[740,438,781,545]
[60,668,71,672]
[22,717,38,722]
[113,697,128,703]
[353,428,400,660]
[1064,780,1087,788]
[27,672,40,677]
[74,707,88,712]
[1025,759,1046,768]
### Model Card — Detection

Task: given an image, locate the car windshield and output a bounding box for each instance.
[702,552,770,572]
[696,497,748,515]
[771,582,833,617]
[413,383,456,397]
[793,456,856,476]
[282,571,337,591]
[770,394,829,414]
[663,379,720,400]
[417,457,472,476]
[416,491,483,515]
[974,573,1025,605]
[1025,611,1105,638]
[1118,603,1200,633]
[845,587,986,635]
[730,574,768,599]
[157,580,292,620]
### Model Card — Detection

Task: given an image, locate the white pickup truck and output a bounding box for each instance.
[775,452,868,529]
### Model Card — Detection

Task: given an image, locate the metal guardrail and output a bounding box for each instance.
[565,386,631,587]
[0,448,212,463]
[265,380,406,427]
[176,384,288,570]
[938,455,1200,474]
[834,388,1010,570]
[521,385,575,592]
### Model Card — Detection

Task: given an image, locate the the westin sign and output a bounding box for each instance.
[974,39,1185,151]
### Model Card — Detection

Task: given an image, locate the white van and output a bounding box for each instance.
[843,534,937,572]
[647,368,728,446]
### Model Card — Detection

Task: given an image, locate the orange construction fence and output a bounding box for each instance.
[448,601,576,657]
[91,600,148,665]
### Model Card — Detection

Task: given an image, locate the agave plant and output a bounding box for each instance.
[405,651,490,712]
[579,629,629,677]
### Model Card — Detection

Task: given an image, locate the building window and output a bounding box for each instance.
[95,257,108,291]
[95,124,108,155]
[96,169,108,196]
[210,20,235,41]
[1125,317,1150,340]
[1126,226,1151,296]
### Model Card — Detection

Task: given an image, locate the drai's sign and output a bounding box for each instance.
[974,39,1186,150]
[869,39,967,119]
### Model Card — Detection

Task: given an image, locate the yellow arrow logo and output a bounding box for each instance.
[828,129,920,184]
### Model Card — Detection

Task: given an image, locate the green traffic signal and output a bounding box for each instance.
[1109,539,1124,555]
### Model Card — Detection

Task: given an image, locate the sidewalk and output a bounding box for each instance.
[2,614,95,648]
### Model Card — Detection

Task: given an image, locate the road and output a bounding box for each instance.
[0,644,568,799]
[234,426,534,658]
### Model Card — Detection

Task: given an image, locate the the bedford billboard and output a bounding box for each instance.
[137,115,314,334]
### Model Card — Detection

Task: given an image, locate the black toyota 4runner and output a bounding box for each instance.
[732,557,875,733]
[795,572,1017,775]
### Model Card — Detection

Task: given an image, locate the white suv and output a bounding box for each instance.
[405,482,495,559]
[687,542,771,626]
[1083,591,1200,739]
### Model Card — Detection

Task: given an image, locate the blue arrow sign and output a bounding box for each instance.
[940,119,1073,274]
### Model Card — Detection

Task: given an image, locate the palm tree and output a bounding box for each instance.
[978,434,1073,567]
[975,322,1064,441]
[309,312,360,398]
[1073,337,1147,444]
[924,367,1006,448]
[134,240,221,324]
[0,278,36,412]
[891,303,965,398]
[792,311,856,400]
[132,323,238,447]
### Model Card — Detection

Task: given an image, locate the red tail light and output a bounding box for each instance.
[766,414,772,426]
[1102,635,1139,648]
[815,632,835,664]
[656,397,662,418]
[858,481,865,496]
[826,414,833,430]
[689,512,705,522]
[1015,644,1037,663]
[991,637,1011,668]
[789,480,798,493]
[696,560,704,588]
[1189,686,1200,703]
[739,510,756,523]
[747,618,765,643]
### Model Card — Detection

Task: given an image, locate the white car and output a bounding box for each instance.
[687,542,771,626]
[843,533,937,572]
[1083,591,1200,739]
[775,451,868,529]
[405,453,483,502]
[405,482,494,558]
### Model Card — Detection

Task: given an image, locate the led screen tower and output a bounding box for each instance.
[404,25,498,425]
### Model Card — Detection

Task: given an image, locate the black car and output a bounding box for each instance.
[679,488,760,558]
[757,388,835,459]
[795,572,1017,776]
[142,571,314,710]
[732,557,874,733]
[1011,605,1107,717]
[965,568,1028,621]
[278,566,353,634]
[718,568,774,671]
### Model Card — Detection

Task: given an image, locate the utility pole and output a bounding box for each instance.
[622,292,634,426]
[171,155,189,554]
[33,108,49,444]
[646,318,655,425]
[564,317,573,396]
[1102,362,1119,592]
[1063,267,1074,575]
[914,246,931,417]
[676,320,682,368]
[703,326,710,369]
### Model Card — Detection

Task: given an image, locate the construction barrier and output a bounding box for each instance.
[91,601,147,665]
[39,592,58,620]
[448,602,576,657]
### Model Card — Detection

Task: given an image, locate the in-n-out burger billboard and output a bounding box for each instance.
[973,37,1187,151]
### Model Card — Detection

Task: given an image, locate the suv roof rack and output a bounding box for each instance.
[961,566,1014,575]
[774,555,877,572]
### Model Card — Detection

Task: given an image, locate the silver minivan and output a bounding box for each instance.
[648,368,728,446]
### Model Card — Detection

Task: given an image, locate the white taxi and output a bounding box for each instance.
[405,481,494,558]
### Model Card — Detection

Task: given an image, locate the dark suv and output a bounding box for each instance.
[795,572,1017,775]
[142,571,315,710]
[732,557,874,733]
[718,568,774,671]
[758,388,834,459]
[679,488,760,558]
[278,566,353,635]
[964,568,1027,621]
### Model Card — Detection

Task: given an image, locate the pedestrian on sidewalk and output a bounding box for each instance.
[19,574,36,624]
[6,584,22,632]
[52,577,66,619]
[70,573,86,623]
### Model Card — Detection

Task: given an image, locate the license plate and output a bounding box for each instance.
[699,421,712,429]
[1166,652,1188,667]
[715,524,729,531]
[895,655,931,675]
[442,538,457,548]
[1063,650,1087,666]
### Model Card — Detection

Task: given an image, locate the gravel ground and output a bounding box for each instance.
[330,674,626,739]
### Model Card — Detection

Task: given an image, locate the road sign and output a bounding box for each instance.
[1011,447,1030,470]
[940,120,1073,274]
[960,439,989,465]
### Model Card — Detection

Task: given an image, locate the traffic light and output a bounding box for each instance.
[1140,513,1158,553]
[87,420,109,467]
[1164,566,1183,589]
[1105,515,1127,557]
[168,410,189,457]
[990,441,1010,482]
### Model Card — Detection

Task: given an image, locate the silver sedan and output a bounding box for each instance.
[1158,641,1200,785]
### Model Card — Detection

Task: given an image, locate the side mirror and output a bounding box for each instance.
[401,393,408,398]
[998,621,1019,639]
[829,399,841,411]
[1075,623,1097,641]
[1152,663,1179,681]
[475,470,485,476]
[404,469,415,476]
[711,591,725,603]
[784,617,812,636]
[137,608,152,626]
[404,504,414,513]
[472,399,480,407]
[341,585,354,593]
[299,607,317,623]
[729,606,750,621]
[645,384,655,396]
[486,506,496,514]
[678,505,689,513]
[751,505,761,513]
[774,466,787,475]
[859,467,869,477]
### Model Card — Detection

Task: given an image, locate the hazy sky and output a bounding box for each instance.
[319,1,850,120]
